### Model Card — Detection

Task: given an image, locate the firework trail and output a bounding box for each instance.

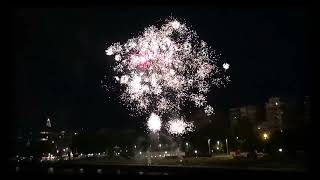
[103,18,230,135]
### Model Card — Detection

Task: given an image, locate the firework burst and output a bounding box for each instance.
[147,113,161,133]
[166,117,194,136]
[103,17,230,135]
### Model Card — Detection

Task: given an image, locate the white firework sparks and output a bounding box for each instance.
[223,63,230,70]
[147,113,161,133]
[204,105,214,116]
[166,117,194,136]
[103,18,230,134]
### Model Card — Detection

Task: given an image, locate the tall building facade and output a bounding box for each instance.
[229,105,264,135]
[229,107,240,130]
[262,97,284,131]
[304,96,310,124]
[239,105,264,125]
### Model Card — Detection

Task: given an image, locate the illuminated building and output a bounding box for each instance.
[46,118,51,128]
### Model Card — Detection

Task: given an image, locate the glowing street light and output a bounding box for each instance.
[263,133,269,140]
[278,148,283,152]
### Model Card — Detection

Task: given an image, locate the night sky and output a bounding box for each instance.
[12,7,310,130]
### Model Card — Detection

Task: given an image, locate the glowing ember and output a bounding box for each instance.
[223,63,230,70]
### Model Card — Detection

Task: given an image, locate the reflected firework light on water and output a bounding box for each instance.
[103,17,230,134]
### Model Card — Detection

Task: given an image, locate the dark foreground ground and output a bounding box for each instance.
[9,156,309,177]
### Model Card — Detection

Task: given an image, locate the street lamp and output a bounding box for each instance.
[185,142,189,152]
[225,138,229,154]
[208,139,211,155]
